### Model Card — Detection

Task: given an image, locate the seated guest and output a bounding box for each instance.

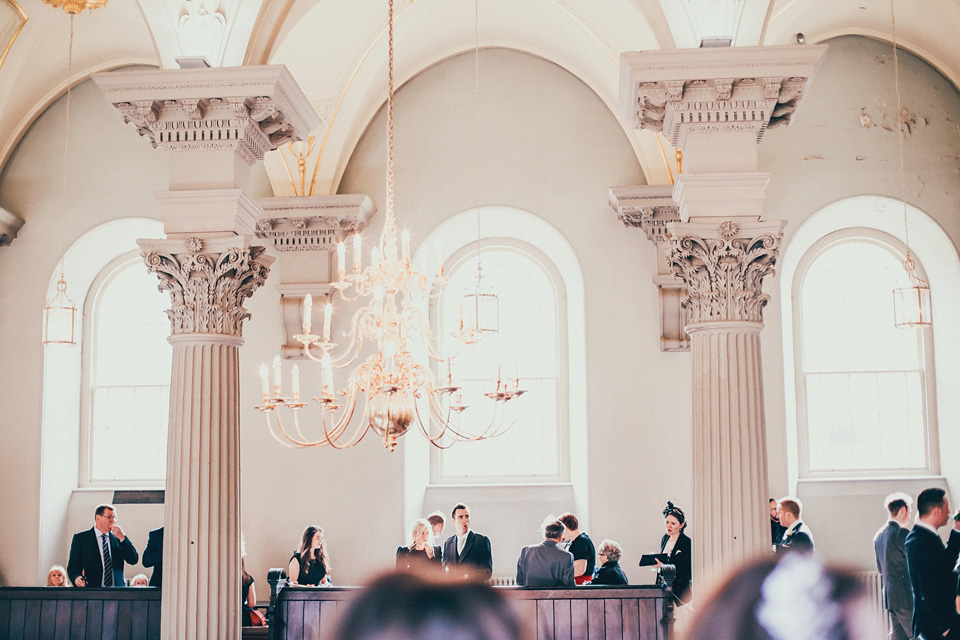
[130,573,149,587]
[443,503,493,581]
[288,525,332,586]
[397,518,442,571]
[67,504,139,587]
[559,512,595,585]
[335,570,524,640]
[242,535,266,626]
[776,496,814,555]
[656,501,691,603]
[685,554,880,640]
[46,565,70,587]
[516,516,574,587]
[426,511,445,545]
[592,540,628,586]
[142,526,163,587]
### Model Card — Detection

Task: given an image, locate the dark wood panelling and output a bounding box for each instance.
[0,588,161,640]
[553,598,571,640]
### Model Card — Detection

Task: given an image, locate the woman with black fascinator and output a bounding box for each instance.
[657,501,692,604]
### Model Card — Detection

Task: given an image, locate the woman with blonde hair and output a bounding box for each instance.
[288,525,332,586]
[396,518,442,571]
[46,565,70,587]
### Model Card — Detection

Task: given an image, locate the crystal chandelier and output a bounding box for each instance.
[254,0,525,451]
[887,0,931,328]
[42,0,106,14]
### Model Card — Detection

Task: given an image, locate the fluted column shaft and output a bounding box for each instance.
[140,239,273,640]
[687,321,768,582]
[667,221,784,588]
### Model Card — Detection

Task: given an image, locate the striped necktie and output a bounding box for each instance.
[101,533,114,587]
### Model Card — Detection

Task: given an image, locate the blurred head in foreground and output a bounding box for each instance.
[335,570,525,640]
[684,554,878,640]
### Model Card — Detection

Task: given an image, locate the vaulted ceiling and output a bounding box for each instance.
[2,0,958,194]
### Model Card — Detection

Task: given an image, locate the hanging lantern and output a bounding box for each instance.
[462,262,498,336]
[43,274,77,344]
[893,258,932,328]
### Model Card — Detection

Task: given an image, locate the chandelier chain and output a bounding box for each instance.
[889,0,911,263]
[58,14,74,281]
[386,0,395,233]
[474,0,482,289]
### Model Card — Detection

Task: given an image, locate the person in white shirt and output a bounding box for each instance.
[442,503,493,580]
[66,504,139,587]
[776,497,814,554]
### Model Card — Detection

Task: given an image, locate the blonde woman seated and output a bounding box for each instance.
[288,525,332,586]
[46,565,71,587]
[396,518,442,572]
[591,540,628,586]
[130,574,149,587]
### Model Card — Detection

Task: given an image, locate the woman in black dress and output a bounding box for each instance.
[396,518,442,571]
[592,539,628,585]
[288,525,332,586]
[656,501,691,603]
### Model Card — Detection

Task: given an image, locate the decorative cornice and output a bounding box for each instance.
[667,220,785,324]
[608,185,680,243]
[0,205,24,247]
[93,65,321,165]
[255,195,376,252]
[140,241,274,337]
[619,45,827,147]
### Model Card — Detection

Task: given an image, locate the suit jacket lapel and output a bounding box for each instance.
[460,531,475,562]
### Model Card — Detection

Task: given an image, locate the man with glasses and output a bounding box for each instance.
[67,504,139,587]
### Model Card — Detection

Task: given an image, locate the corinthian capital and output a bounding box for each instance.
[139,236,275,337]
[667,220,785,324]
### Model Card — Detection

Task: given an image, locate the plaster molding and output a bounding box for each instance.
[138,237,274,337]
[255,194,376,252]
[155,188,264,237]
[672,172,771,220]
[0,205,23,247]
[666,219,786,324]
[619,44,828,147]
[93,65,321,164]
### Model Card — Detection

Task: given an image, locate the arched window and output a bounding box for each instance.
[794,231,934,475]
[80,253,171,485]
[433,243,567,482]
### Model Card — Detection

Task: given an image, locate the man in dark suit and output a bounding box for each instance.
[67,504,139,587]
[142,526,163,587]
[442,503,493,580]
[770,498,785,547]
[905,487,960,640]
[874,492,914,640]
[516,517,574,587]
[775,497,814,554]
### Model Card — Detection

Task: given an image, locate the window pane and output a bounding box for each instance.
[88,261,171,484]
[435,248,562,480]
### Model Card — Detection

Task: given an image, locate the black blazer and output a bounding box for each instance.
[442,531,493,580]
[874,521,910,612]
[776,521,814,554]
[396,545,442,571]
[905,525,960,639]
[67,528,139,587]
[142,527,163,588]
[592,560,628,586]
[659,532,691,603]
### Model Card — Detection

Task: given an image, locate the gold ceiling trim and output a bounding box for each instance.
[0,0,28,71]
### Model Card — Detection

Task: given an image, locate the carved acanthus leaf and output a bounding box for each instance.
[667,232,781,323]
[141,246,272,336]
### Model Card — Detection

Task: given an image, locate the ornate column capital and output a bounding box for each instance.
[619,44,828,149]
[608,185,680,244]
[93,65,321,166]
[138,236,275,337]
[0,205,24,247]
[666,219,786,324]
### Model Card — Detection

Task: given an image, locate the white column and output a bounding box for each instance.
[141,238,274,640]
[667,221,784,584]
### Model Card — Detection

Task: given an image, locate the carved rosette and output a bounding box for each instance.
[142,246,272,336]
[667,232,781,324]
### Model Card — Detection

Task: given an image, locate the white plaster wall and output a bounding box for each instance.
[760,36,960,568]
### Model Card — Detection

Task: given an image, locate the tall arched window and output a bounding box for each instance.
[795,231,934,475]
[81,253,171,485]
[433,243,567,482]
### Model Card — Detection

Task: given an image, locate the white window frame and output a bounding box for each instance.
[79,250,170,488]
[792,228,937,478]
[429,238,570,485]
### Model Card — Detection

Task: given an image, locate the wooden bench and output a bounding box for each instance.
[0,587,161,639]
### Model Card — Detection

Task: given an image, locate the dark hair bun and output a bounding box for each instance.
[662,501,686,524]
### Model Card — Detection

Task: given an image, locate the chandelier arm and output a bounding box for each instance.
[263,413,299,448]
[414,397,457,447]
[272,410,327,447]
[320,386,371,449]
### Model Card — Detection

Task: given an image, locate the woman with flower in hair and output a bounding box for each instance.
[656,501,692,603]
